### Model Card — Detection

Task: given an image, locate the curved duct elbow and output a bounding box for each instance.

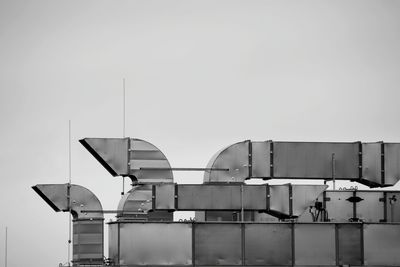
[32,183,103,219]
[80,138,173,183]
[204,140,250,183]
[117,184,173,221]
[32,184,104,265]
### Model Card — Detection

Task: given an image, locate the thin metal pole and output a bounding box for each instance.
[5,227,7,267]
[332,153,336,190]
[123,78,126,138]
[68,120,72,267]
[240,185,244,222]
[122,78,126,196]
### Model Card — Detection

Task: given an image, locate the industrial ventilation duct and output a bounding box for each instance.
[32,184,104,265]
[80,138,173,184]
[204,140,400,187]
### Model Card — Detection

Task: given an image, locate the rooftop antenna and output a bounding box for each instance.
[5,226,7,267]
[67,120,72,267]
[122,78,126,196]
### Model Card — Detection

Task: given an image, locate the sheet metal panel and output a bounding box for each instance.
[269,185,290,216]
[325,191,354,222]
[154,184,175,210]
[294,224,336,266]
[356,191,384,222]
[194,224,242,265]
[384,143,400,185]
[119,223,192,265]
[251,141,270,178]
[362,142,381,186]
[243,185,267,210]
[245,224,292,265]
[108,223,118,264]
[72,220,103,263]
[129,139,173,183]
[386,192,400,222]
[204,140,249,183]
[337,224,362,266]
[364,224,400,265]
[273,142,359,179]
[291,185,327,217]
[178,185,241,210]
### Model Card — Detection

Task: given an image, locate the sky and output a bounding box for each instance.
[1,0,400,266]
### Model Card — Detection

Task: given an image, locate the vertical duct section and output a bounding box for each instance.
[32,184,104,266]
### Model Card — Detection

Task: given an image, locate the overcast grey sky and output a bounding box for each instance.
[1,0,400,266]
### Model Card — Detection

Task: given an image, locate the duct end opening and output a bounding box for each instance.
[32,185,61,212]
[79,138,119,176]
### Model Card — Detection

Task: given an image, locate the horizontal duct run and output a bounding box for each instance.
[32,184,104,265]
[153,183,327,219]
[80,138,173,183]
[204,140,400,187]
[108,221,400,266]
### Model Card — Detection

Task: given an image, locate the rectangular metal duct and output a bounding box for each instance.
[153,184,326,218]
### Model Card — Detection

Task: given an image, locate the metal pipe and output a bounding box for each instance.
[240,185,244,222]
[139,167,229,171]
[332,153,336,190]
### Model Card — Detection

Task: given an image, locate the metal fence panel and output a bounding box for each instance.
[244,224,292,265]
[364,224,400,265]
[337,224,362,266]
[251,141,270,178]
[119,223,192,265]
[274,142,359,179]
[194,224,242,265]
[294,224,336,266]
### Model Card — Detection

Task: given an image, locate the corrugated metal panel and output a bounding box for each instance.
[119,223,192,265]
[385,143,400,186]
[244,223,292,265]
[194,224,242,265]
[251,141,270,178]
[273,142,359,179]
[204,140,249,183]
[337,224,362,266]
[294,224,336,266]
[364,224,400,265]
